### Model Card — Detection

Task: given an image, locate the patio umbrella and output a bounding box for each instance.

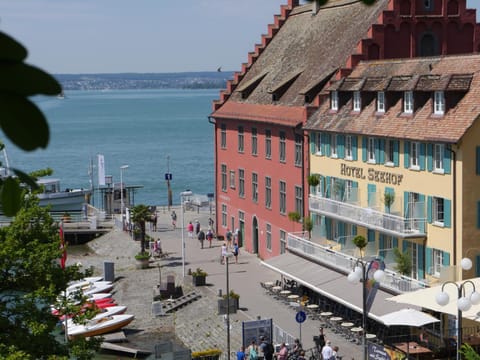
[379,308,440,327]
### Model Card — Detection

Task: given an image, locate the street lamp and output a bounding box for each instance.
[180,190,192,277]
[436,270,480,360]
[347,259,385,360]
[225,252,234,360]
[120,165,129,229]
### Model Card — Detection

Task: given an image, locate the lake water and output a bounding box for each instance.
[4,89,217,207]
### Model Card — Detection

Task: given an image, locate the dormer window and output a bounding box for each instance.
[377,91,385,113]
[331,91,338,111]
[434,91,445,115]
[353,91,361,111]
[404,91,413,114]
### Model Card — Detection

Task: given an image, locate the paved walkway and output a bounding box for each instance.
[69,206,363,359]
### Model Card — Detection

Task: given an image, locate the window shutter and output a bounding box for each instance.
[321,133,327,155]
[325,176,331,198]
[352,136,358,161]
[393,237,398,249]
[443,252,450,267]
[404,191,409,219]
[444,146,451,174]
[402,239,408,252]
[378,139,385,164]
[352,225,357,235]
[338,135,345,159]
[418,244,425,279]
[368,184,376,208]
[427,143,433,172]
[404,141,410,168]
[476,255,480,277]
[393,140,399,167]
[375,138,381,163]
[426,247,432,275]
[325,218,332,240]
[477,201,480,229]
[477,146,480,175]
[310,133,316,154]
[325,134,331,157]
[444,199,452,228]
[420,143,426,171]
[367,229,375,242]
[418,194,426,233]
[362,137,367,162]
[427,196,432,224]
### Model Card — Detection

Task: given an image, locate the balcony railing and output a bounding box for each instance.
[287,232,429,294]
[309,195,426,238]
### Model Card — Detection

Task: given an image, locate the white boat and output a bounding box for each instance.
[37,177,91,213]
[66,305,127,328]
[67,314,135,339]
[67,280,111,293]
[66,281,114,297]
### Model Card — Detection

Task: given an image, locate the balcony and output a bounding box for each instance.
[309,195,426,238]
[287,232,429,294]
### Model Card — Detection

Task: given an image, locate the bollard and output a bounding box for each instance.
[218,289,223,297]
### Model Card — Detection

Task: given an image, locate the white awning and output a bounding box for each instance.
[387,277,480,322]
[261,253,416,322]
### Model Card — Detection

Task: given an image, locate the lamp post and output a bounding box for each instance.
[120,165,129,229]
[436,259,480,360]
[347,259,385,360]
[180,190,192,277]
[225,252,234,360]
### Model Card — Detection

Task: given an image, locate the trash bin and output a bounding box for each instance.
[104,261,115,282]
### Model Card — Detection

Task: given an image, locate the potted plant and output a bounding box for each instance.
[303,217,313,240]
[393,248,412,275]
[353,235,367,258]
[134,251,150,269]
[222,290,240,311]
[192,267,208,286]
[131,204,151,254]
[384,192,395,213]
[288,211,301,223]
[307,174,320,187]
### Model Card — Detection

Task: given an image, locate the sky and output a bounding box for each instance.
[0,0,479,75]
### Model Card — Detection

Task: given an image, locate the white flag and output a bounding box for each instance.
[98,154,106,186]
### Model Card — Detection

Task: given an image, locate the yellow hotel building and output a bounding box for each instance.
[304,54,480,284]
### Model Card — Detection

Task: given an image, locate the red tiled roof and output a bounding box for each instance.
[211,102,305,127]
[305,54,480,143]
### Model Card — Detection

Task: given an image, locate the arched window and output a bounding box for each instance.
[419,33,437,56]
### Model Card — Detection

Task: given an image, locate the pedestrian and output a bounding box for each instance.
[208,217,214,228]
[156,238,162,255]
[233,242,239,263]
[276,343,288,360]
[332,345,339,360]
[247,340,258,360]
[226,228,233,247]
[321,340,333,360]
[152,212,158,232]
[198,228,205,249]
[195,220,200,236]
[259,336,274,360]
[297,350,306,360]
[315,327,326,353]
[236,346,246,360]
[206,228,213,248]
[221,243,228,264]
[292,338,302,358]
[187,221,194,238]
[171,210,177,229]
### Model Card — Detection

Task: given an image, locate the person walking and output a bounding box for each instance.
[206,228,213,248]
[221,243,228,264]
[276,343,288,360]
[247,340,258,360]
[171,210,177,229]
[226,228,233,248]
[195,220,200,236]
[315,327,326,354]
[233,242,239,263]
[187,221,194,238]
[198,228,205,249]
[259,336,274,360]
[236,346,246,360]
[321,340,334,360]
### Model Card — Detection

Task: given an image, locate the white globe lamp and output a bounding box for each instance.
[374,269,385,283]
[436,291,450,306]
[461,257,473,271]
[458,296,472,312]
[470,291,480,305]
[348,271,360,284]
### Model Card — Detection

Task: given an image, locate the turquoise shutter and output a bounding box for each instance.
[418,194,426,233]
[352,136,358,161]
[319,175,324,197]
[326,176,331,198]
[378,139,385,164]
[404,191,409,218]
[418,244,425,279]
[477,201,480,229]
[326,218,332,240]
[393,140,399,167]
[379,234,385,259]
[368,184,376,207]
[427,143,433,172]
[367,229,375,242]
[402,240,408,252]
[444,199,452,228]
[393,237,398,248]
[476,255,480,277]
[352,181,358,203]
[375,139,381,163]
[426,247,432,275]
[338,135,345,159]
[362,137,367,162]
[320,216,326,238]
[427,196,432,224]
[443,252,450,267]
[404,141,410,168]
[476,146,480,175]
[444,146,451,174]
[338,222,346,244]
[420,143,426,171]
[310,133,316,154]
[352,225,357,235]
[321,133,327,155]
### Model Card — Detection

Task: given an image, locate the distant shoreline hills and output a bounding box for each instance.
[54,71,233,91]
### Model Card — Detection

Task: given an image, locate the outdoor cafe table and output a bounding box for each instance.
[320,312,333,317]
[280,290,291,295]
[264,281,274,288]
[393,342,432,359]
[287,294,299,300]
[307,304,319,310]
[341,322,354,328]
[330,317,343,322]
[272,286,282,292]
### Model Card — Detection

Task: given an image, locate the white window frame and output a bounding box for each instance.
[410,142,420,170]
[229,170,235,189]
[221,204,227,227]
[265,129,272,159]
[331,134,338,158]
[265,176,272,209]
[331,91,339,111]
[266,223,272,251]
[345,135,353,160]
[377,91,385,113]
[432,249,443,277]
[433,196,445,227]
[353,91,361,111]
[385,139,395,166]
[368,137,376,163]
[434,91,445,115]
[315,132,322,155]
[434,144,444,173]
[404,91,413,114]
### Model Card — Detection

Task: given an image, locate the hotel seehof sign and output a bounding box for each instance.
[340,163,404,186]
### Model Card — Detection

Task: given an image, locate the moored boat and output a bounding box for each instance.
[37,177,91,213]
[66,305,127,328]
[67,314,134,339]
